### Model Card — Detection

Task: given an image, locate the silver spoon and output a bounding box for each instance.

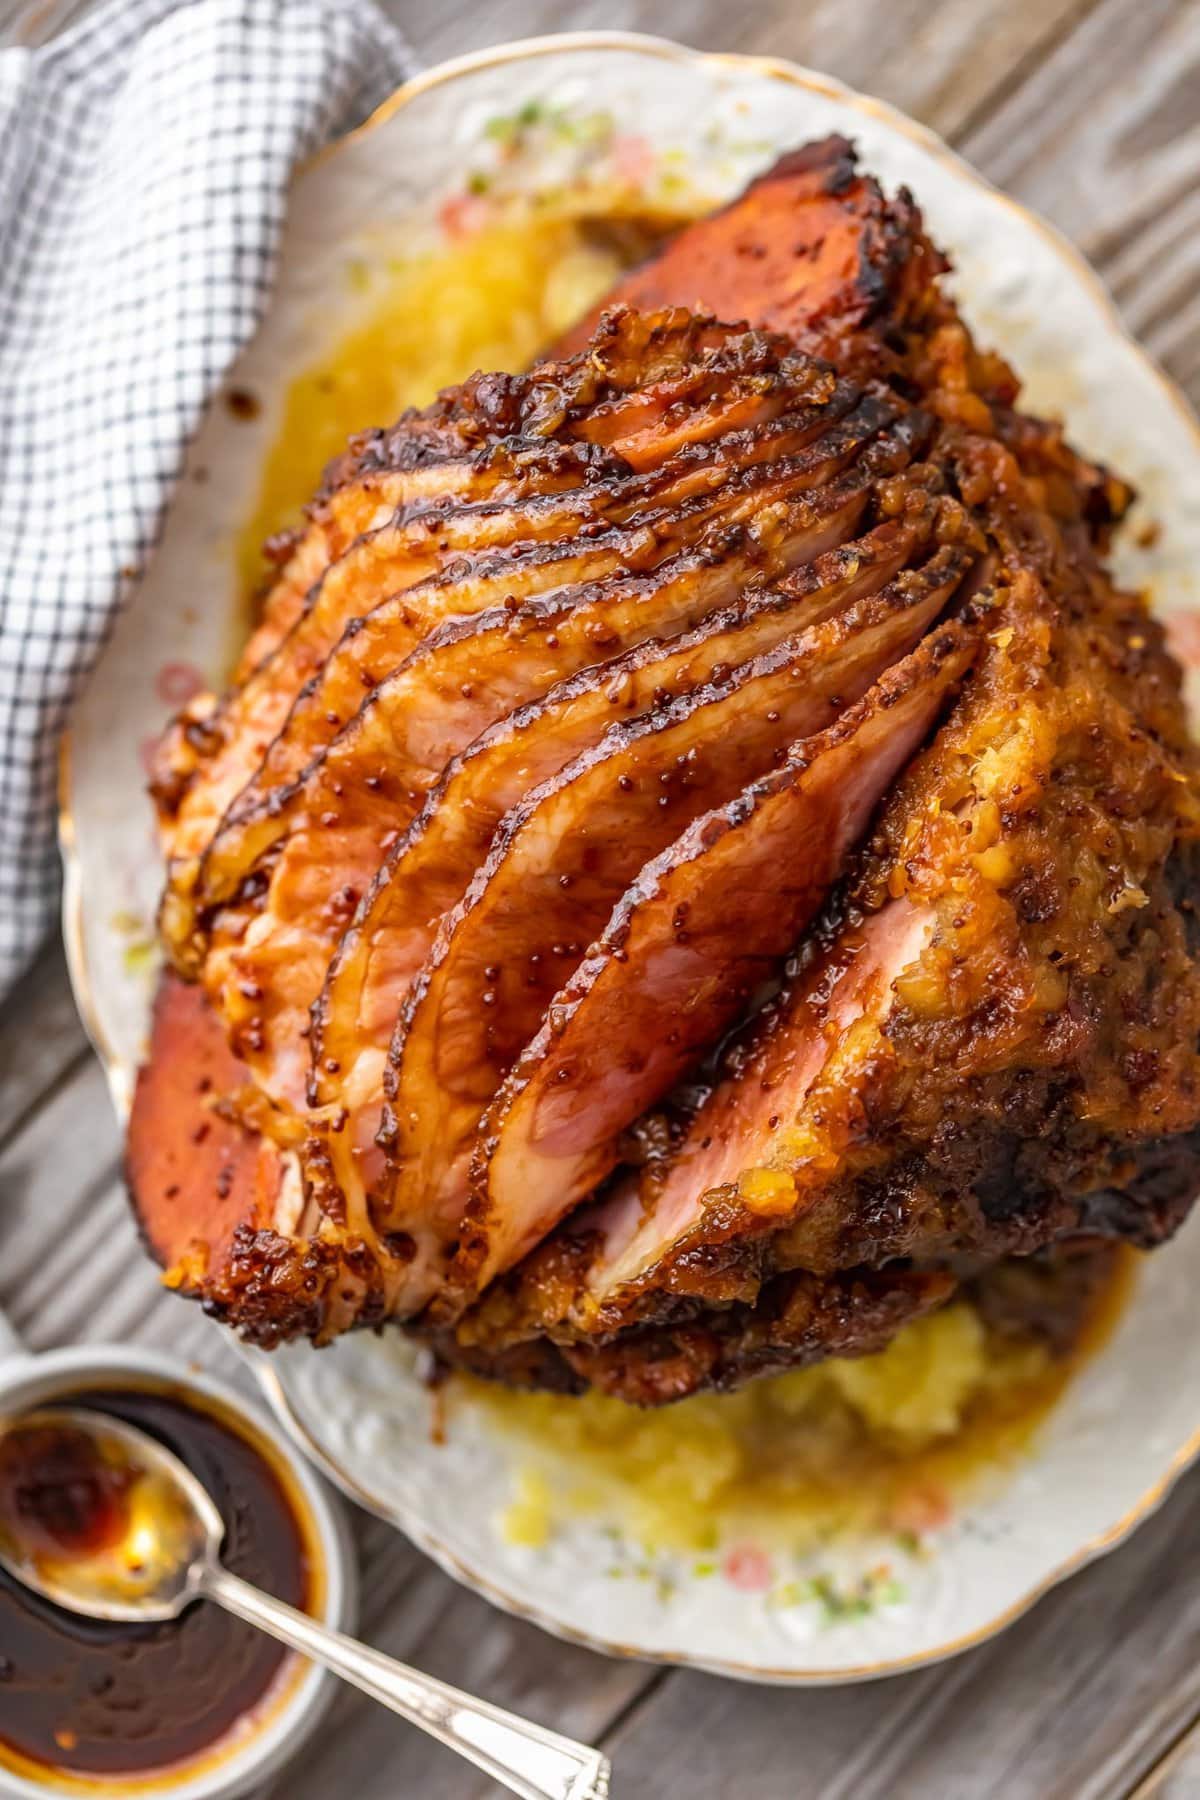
[0,1407,610,1800]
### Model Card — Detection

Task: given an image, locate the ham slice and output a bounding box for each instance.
[127,974,284,1283]
[554,138,945,376]
[464,619,977,1300]
[374,560,970,1314]
[299,511,956,1251]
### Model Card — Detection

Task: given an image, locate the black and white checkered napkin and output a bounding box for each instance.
[0,0,413,997]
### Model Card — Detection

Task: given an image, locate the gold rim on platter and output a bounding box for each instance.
[57,30,1200,1684]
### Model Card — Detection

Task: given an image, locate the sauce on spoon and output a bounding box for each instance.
[0,1386,312,1783]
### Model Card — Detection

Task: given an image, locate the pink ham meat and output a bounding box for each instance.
[373,559,972,1313]
[299,517,960,1245]
[463,619,977,1300]
[557,896,942,1337]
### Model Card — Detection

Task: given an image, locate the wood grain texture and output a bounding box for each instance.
[962,0,1200,409]
[1135,1726,1200,1800]
[3,2,1197,1797]
[0,942,90,1150]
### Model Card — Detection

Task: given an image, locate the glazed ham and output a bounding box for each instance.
[463,621,975,1307]
[127,137,1200,1399]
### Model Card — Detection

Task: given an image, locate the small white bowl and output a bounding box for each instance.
[0,1327,356,1800]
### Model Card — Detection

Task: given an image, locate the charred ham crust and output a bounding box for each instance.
[198,1225,388,1351]
[553,137,948,375]
[328,309,828,485]
[963,1242,1121,1356]
[431,1264,955,1408]
[563,1265,955,1406]
[993,407,1134,547]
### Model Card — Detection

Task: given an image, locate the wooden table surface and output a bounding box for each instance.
[3,1,1200,1795]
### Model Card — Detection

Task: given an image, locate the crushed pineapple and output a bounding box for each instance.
[823,1304,985,1443]
[737,1168,798,1213]
[463,1264,1133,1555]
[972,841,1016,886]
[501,1468,555,1549]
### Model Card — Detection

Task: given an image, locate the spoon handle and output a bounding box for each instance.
[199,1563,611,1800]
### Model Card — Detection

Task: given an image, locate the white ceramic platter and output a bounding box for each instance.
[61,34,1200,1681]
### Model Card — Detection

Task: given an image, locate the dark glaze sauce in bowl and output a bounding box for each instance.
[0,1386,312,1784]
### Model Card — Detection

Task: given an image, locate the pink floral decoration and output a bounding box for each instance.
[721,1543,773,1593]
[610,133,655,188]
[439,191,491,243]
[888,1481,952,1537]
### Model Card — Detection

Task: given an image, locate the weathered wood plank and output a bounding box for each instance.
[1135,1724,1200,1800]
[0,1050,227,1364]
[269,1535,651,1800]
[962,0,1200,410]
[0,941,90,1151]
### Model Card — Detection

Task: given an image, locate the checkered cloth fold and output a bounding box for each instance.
[0,0,413,996]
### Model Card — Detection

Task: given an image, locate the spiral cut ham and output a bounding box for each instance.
[127,136,1200,1402]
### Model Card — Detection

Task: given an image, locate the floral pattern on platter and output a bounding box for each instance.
[496,1466,928,1622]
[437,98,726,237]
[596,1536,911,1625]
